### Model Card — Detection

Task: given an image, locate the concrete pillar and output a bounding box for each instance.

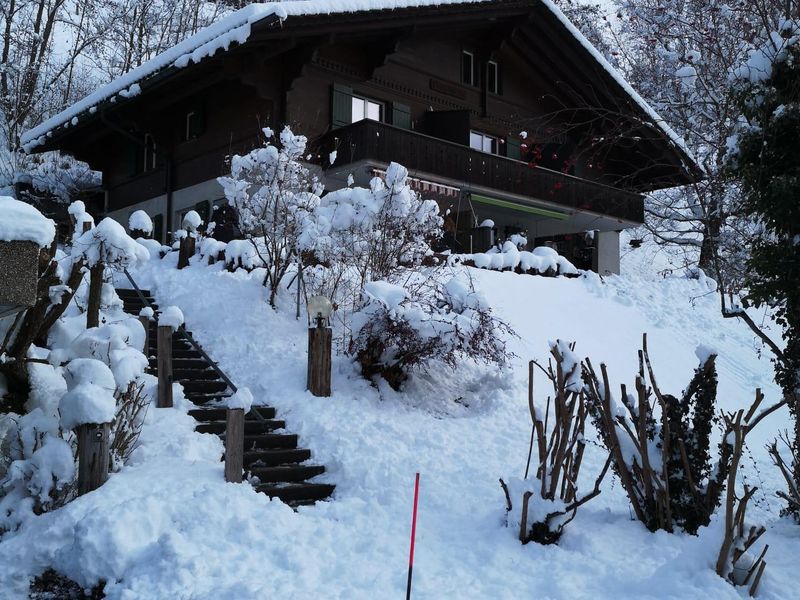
[593,230,621,275]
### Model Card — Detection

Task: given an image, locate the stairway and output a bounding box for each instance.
[116,288,334,506]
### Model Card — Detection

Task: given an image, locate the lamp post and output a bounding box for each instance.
[306,295,333,397]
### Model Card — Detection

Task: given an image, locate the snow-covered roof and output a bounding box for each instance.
[0,196,56,247]
[21,0,692,167]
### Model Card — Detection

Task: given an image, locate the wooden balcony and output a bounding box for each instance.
[317,120,644,224]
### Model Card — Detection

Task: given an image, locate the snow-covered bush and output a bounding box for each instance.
[582,336,779,535]
[500,342,610,545]
[299,162,442,313]
[218,126,321,307]
[128,210,153,238]
[303,162,441,282]
[349,274,512,390]
[450,243,578,277]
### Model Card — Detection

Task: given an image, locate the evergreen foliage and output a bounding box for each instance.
[727,21,800,513]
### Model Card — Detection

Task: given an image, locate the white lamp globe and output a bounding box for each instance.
[307,295,333,321]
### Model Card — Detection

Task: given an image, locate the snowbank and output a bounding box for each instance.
[0,196,55,247]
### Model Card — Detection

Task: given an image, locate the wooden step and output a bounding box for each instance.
[183,392,231,405]
[254,482,335,503]
[231,433,298,450]
[196,419,285,434]
[189,406,276,421]
[179,379,228,394]
[173,369,221,381]
[243,448,311,467]
[171,349,205,359]
[161,358,209,370]
[248,464,325,483]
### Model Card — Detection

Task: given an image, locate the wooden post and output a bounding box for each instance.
[224,407,245,483]
[157,324,173,408]
[86,260,104,328]
[307,325,332,397]
[177,233,196,269]
[77,422,110,495]
[139,315,150,354]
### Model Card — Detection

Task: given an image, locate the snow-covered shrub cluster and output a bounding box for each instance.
[0,202,153,533]
[449,243,578,277]
[582,337,749,535]
[349,275,513,390]
[218,126,443,312]
[215,127,513,388]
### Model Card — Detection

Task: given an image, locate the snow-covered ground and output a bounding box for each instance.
[1,242,797,599]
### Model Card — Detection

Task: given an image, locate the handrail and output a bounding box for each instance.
[122,268,266,422]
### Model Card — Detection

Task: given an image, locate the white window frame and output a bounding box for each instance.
[351,95,383,123]
[462,50,476,86]
[470,130,499,155]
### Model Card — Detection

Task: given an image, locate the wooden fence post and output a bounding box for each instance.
[225,408,245,483]
[77,422,110,495]
[307,325,332,397]
[177,233,196,269]
[139,315,150,354]
[157,324,173,408]
[86,260,104,328]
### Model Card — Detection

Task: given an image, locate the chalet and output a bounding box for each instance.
[20,0,697,274]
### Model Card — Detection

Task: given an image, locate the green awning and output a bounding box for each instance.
[469,193,570,220]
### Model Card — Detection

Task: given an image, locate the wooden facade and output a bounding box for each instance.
[24,1,696,271]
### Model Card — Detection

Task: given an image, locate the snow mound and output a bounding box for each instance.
[0,196,55,247]
[128,210,153,234]
[59,359,117,429]
[159,306,184,330]
[227,387,254,412]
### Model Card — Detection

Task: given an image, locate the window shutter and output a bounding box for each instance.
[331,83,353,129]
[506,136,522,161]
[392,102,411,129]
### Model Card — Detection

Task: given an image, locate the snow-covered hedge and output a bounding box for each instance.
[449,242,579,277]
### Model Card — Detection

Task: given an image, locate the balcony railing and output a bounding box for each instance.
[317,120,644,224]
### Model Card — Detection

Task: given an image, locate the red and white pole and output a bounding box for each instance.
[406,472,421,600]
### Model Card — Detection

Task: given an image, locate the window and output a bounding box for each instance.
[470,130,499,154]
[462,51,478,86]
[487,60,500,94]
[143,134,157,171]
[351,95,382,123]
[185,110,203,140]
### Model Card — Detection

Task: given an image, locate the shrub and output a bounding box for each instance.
[349,274,512,390]
[582,334,781,534]
[218,126,321,307]
[501,342,610,545]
